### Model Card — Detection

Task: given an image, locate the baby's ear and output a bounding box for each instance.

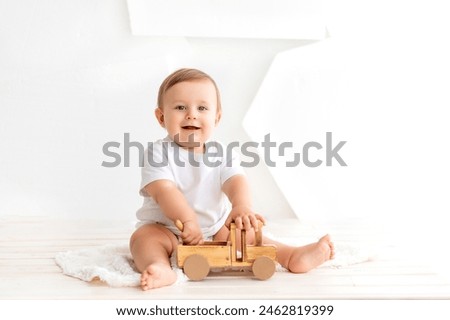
[154,107,165,127]
[215,111,222,126]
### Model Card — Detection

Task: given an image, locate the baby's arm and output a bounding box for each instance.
[222,175,266,231]
[144,179,203,244]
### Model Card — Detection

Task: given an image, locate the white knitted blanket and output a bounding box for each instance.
[55,242,373,287]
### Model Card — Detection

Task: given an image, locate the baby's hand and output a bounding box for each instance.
[226,205,266,232]
[178,220,203,245]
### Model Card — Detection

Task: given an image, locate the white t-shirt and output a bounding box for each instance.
[136,136,245,237]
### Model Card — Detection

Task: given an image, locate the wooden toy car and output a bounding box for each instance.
[175,220,277,281]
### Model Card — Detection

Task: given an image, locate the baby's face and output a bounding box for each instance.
[156,79,220,153]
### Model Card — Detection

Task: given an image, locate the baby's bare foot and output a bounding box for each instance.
[140,262,177,290]
[288,234,334,273]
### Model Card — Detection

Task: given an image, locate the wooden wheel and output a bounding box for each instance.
[183,254,210,281]
[252,256,276,280]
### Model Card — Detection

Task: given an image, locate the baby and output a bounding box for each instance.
[130,68,334,290]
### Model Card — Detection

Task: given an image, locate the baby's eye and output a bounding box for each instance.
[198,106,208,111]
[175,105,186,110]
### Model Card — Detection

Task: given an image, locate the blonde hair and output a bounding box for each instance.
[157,68,221,113]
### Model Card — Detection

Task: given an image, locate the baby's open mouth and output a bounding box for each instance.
[182,126,200,130]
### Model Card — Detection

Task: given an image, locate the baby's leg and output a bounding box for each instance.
[129,224,179,290]
[264,235,335,273]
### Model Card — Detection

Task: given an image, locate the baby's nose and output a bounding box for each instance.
[186,109,198,119]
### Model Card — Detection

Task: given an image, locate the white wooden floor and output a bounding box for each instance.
[1,215,450,299]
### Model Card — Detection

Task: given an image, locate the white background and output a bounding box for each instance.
[0,0,303,220]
